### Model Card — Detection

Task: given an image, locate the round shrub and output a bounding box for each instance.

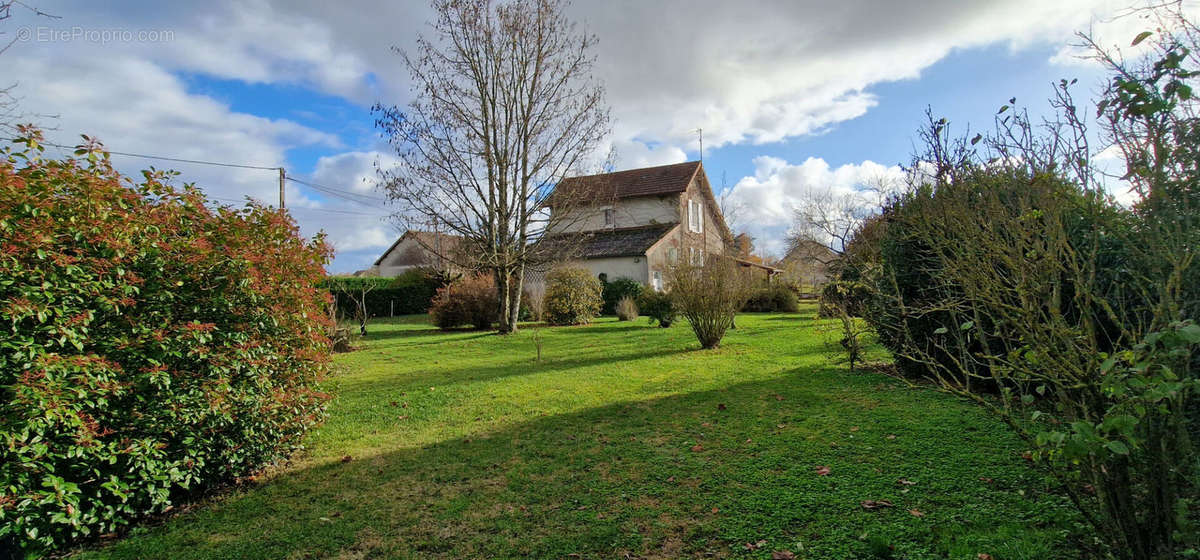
[638,289,677,328]
[543,266,602,325]
[601,277,643,315]
[743,282,800,312]
[0,133,332,555]
[428,273,498,329]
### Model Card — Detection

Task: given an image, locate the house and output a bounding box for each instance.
[775,239,835,295]
[364,230,464,277]
[546,161,772,290]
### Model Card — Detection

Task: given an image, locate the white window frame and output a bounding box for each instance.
[652,271,663,291]
[603,207,614,226]
[688,199,704,233]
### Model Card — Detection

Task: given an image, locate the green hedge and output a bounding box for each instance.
[325,269,449,318]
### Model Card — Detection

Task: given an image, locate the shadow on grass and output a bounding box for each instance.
[80,370,1078,560]
[348,345,700,393]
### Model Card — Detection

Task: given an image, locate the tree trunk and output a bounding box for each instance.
[507,265,525,334]
[496,267,513,334]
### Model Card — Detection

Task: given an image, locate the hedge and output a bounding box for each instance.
[0,131,332,555]
[325,269,448,318]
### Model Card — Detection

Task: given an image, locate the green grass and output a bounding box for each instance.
[75,307,1081,559]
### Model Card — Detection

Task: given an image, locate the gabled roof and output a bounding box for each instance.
[373,230,463,266]
[554,161,701,201]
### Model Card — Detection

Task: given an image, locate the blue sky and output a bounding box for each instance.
[4,0,1151,271]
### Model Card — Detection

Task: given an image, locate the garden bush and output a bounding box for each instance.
[742,282,800,312]
[600,277,642,315]
[543,266,602,325]
[817,280,870,319]
[0,131,332,555]
[668,259,753,349]
[615,296,639,321]
[428,273,498,329]
[638,289,676,328]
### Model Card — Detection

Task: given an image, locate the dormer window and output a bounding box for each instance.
[688,199,704,233]
[604,208,614,226]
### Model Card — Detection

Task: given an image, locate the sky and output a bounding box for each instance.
[2,0,1185,272]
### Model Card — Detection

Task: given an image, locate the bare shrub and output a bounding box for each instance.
[668,258,753,349]
[615,295,639,321]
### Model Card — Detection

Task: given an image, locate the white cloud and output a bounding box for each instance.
[572,0,1141,162]
[723,155,904,257]
[310,150,399,194]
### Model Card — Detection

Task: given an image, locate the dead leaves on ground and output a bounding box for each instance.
[814,465,831,476]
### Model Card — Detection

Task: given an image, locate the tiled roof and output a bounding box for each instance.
[554,161,701,202]
[547,223,676,259]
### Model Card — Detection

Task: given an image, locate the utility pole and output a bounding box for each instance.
[278,167,286,208]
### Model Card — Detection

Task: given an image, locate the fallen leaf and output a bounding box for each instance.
[397,415,409,420]
[774,394,784,401]
[701,422,711,428]
[666,476,675,483]
[389,401,398,407]
[744,540,768,551]
[771,552,796,560]
[340,455,353,463]
[718,403,727,411]
[815,465,831,476]
[745,438,753,444]
[401,402,408,408]
[886,434,897,440]
[978,554,994,560]
[691,444,704,452]
[850,426,860,432]
[909,509,924,517]
[1021,451,1034,462]
[711,506,719,513]
[897,478,916,486]
[861,499,894,510]
[777,424,787,429]
[979,477,994,484]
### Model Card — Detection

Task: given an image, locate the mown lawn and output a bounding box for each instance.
[75,307,1081,559]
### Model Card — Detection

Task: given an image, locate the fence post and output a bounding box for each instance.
[390,300,394,317]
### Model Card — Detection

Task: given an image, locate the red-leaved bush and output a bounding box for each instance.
[428,273,498,330]
[0,129,333,554]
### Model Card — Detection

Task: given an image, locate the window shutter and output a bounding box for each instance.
[697,202,704,233]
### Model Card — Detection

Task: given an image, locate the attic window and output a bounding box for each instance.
[604,208,614,226]
[688,199,703,233]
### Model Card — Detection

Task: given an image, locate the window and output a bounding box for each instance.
[688,199,704,233]
[604,208,614,226]
[667,247,678,262]
[652,271,663,291]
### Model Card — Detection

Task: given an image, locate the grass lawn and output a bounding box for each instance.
[75,306,1081,559]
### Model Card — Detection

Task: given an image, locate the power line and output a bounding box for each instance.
[38,141,281,171]
[20,138,392,212]
[284,176,388,207]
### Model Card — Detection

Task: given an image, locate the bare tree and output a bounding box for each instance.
[375,0,610,334]
[0,2,60,135]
